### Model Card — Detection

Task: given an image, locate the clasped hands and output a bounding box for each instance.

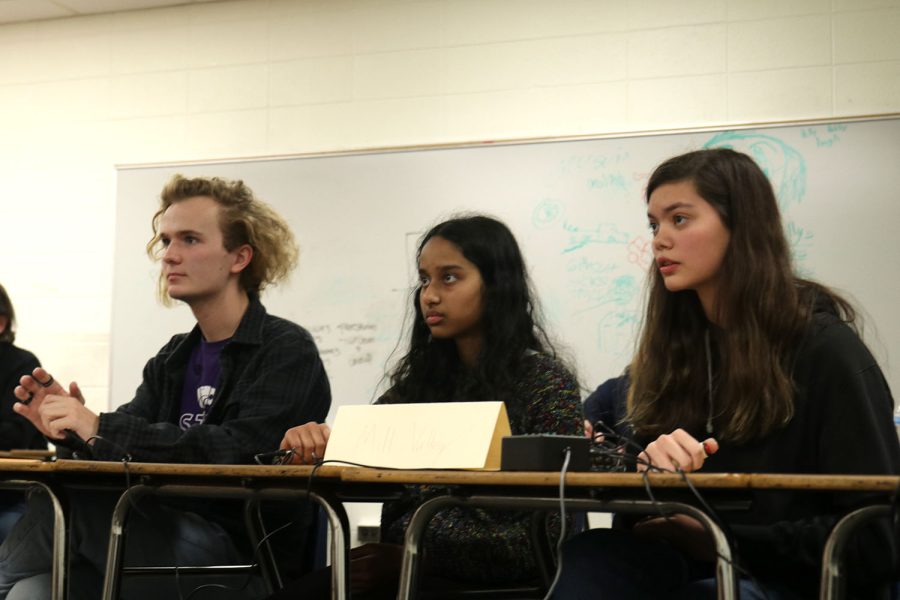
[13,367,99,443]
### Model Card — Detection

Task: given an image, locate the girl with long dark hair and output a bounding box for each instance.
[280,215,582,595]
[554,149,899,599]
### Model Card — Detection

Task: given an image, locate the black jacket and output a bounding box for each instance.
[0,342,46,450]
[702,311,900,595]
[90,296,331,463]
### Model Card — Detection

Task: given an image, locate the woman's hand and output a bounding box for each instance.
[637,428,718,472]
[279,421,331,464]
[584,419,604,443]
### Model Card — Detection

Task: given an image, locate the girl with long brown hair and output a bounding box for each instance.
[555,148,899,599]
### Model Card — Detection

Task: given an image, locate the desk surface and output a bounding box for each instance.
[52,460,345,479]
[0,458,346,480]
[2,459,898,492]
[339,468,900,492]
[0,458,53,473]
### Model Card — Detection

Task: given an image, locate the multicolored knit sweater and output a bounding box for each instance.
[379,352,583,584]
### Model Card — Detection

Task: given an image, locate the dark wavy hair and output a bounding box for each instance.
[0,283,17,343]
[627,148,855,443]
[384,215,558,406]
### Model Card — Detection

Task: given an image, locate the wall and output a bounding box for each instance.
[3,0,899,412]
[2,0,898,546]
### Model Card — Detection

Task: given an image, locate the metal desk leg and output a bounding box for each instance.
[3,480,66,600]
[101,485,151,600]
[821,504,890,600]
[396,496,737,600]
[659,502,737,600]
[397,495,452,600]
[100,485,351,600]
[310,491,350,600]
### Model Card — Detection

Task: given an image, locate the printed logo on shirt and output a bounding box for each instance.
[197,385,216,409]
[179,385,216,430]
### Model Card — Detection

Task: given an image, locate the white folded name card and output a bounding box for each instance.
[324,401,511,470]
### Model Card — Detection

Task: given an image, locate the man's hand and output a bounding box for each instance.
[279,422,331,464]
[38,390,99,442]
[14,368,69,437]
[13,368,94,441]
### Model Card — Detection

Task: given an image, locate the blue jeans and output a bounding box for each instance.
[0,489,244,600]
[0,499,26,546]
[551,528,800,600]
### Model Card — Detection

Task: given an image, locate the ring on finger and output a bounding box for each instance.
[38,375,54,388]
[22,392,34,406]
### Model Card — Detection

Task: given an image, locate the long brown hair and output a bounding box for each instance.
[627,149,855,443]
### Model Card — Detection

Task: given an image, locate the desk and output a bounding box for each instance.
[47,462,351,600]
[340,469,900,600]
[2,460,896,600]
[1,459,351,600]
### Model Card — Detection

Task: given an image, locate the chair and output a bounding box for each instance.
[105,485,322,600]
[821,504,900,600]
[417,510,569,600]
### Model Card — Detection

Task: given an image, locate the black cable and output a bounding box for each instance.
[76,437,298,600]
[589,425,775,599]
[181,520,297,600]
[82,434,150,522]
[674,468,774,600]
[593,420,645,460]
[178,457,395,599]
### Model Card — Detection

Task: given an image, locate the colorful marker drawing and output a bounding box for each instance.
[705,130,814,269]
[532,198,563,229]
[704,131,806,212]
[562,221,630,253]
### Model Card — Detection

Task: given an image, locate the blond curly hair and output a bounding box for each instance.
[147,175,298,303]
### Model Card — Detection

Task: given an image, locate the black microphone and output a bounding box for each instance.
[60,429,94,460]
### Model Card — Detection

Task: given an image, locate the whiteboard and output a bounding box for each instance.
[112,117,900,418]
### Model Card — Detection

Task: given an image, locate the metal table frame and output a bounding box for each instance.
[821,504,897,600]
[398,494,738,600]
[0,480,67,600]
[100,482,351,600]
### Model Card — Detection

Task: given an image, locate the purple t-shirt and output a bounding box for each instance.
[179,337,229,430]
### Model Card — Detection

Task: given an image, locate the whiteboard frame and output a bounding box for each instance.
[116,113,900,170]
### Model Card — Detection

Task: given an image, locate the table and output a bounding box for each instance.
[2,459,897,600]
[340,469,900,600]
[1,459,352,600]
[52,462,351,600]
